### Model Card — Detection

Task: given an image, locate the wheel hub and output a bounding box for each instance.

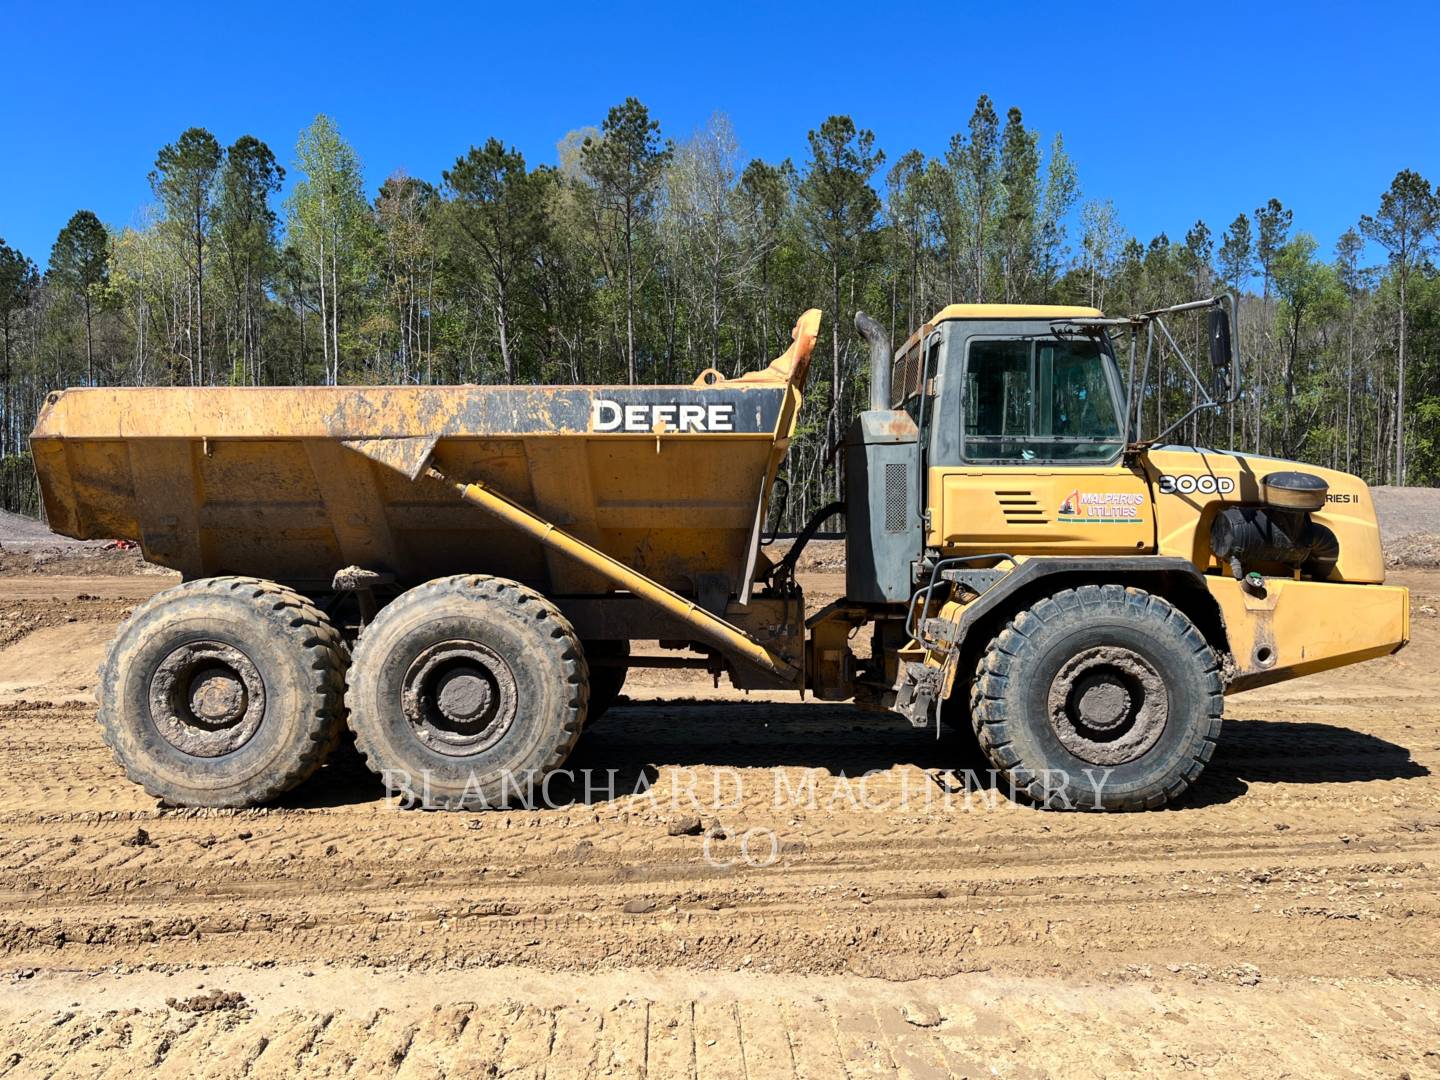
[188,667,247,724]
[402,641,517,756]
[150,642,266,758]
[1047,646,1167,766]
[1074,677,1131,731]
[435,667,494,724]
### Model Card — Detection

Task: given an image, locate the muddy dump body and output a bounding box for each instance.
[30,318,818,607]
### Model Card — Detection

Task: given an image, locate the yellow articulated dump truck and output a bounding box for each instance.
[30,300,1409,810]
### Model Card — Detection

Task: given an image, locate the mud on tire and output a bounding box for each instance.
[970,584,1223,810]
[97,576,347,808]
[346,575,587,808]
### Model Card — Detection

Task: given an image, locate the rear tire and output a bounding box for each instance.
[583,640,630,724]
[97,576,347,808]
[970,584,1222,810]
[347,575,587,808]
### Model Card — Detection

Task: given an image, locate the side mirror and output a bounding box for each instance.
[1207,307,1233,398]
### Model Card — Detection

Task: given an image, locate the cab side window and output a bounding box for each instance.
[964,340,1031,460]
[964,337,1122,462]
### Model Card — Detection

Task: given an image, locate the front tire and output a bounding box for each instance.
[97,577,347,807]
[970,584,1222,810]
[347,575,587,808]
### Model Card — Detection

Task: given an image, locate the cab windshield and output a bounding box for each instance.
[963,334,1124,462]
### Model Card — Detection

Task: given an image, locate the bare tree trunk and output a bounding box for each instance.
[624,204,637,384]
[316,241,330,385]
[831,260,842,501]
[83,296,94,387]
[331,247,341,385]
[1344,318,1354,473]
[496,276,514,383]
[1396,273,1407,484]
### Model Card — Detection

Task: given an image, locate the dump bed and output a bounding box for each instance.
[31,313,820,603]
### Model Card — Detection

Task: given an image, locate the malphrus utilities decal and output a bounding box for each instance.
[1058,489,1145,521]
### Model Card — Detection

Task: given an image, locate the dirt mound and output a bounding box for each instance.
[0,509,161,577]
[1387,532,1440,568]
[765,537,844,574]
[1371,485,1440,540]
[1372,486,1440,568]
[0,509,60,544]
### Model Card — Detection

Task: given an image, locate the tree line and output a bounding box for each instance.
[2,96,1438,522]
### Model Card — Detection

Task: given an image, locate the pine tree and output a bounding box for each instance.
[582,99,672,384]
[1360,170,1439,483]
[0,239,38,453]
[445,140,550,383]
[48,211,110,386]
[151,128,223,382]
[216,135,283,382]
[798,115,883,498]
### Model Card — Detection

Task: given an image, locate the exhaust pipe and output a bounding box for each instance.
[854,311,892,411]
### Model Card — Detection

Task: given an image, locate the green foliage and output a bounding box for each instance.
[3,107,1439,530]
[151,128,223,238]
[286,115,372,384]
[581,98,673,383]
[1254,198,1292,296]
[217,135,284,382]
[48,210,109,298]
[0,451,38,516]
[48,210,111,385]
[1218,214,1252,291]
[444,140,550,383]
[1360,169,1439,265]
[798,115,885,493]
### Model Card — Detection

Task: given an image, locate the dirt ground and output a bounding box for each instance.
[2,500,1440,1076]
[0,571,1437,1075]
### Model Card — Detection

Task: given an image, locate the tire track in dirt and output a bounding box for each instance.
[1,571,1439,1074]
[1,965,1437,1078]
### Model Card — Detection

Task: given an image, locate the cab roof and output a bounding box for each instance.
[897,303,1103,355]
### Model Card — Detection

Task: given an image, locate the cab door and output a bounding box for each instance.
[927,332,1155,556]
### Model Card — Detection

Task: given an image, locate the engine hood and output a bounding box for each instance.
[1141,446,1384,583]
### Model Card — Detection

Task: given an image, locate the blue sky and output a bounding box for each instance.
[3,0,1437,271]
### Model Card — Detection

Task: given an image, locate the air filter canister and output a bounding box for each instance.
[1261,471,1328,512]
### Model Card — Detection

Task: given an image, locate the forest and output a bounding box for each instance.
[2,95,1437,524]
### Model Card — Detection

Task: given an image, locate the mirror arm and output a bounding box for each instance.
[1124,330,1138,444]
[1126,293,1243,450]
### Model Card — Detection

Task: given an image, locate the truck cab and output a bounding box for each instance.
[808,301,1409,808]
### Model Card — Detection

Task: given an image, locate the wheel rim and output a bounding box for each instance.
[1046,645,1167,766]
[401,640,517,757]
[149,641,267,758]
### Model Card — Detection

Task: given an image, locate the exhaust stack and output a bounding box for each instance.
[854,311,892,411]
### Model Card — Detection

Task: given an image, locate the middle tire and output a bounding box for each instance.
[347,575,588,808]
